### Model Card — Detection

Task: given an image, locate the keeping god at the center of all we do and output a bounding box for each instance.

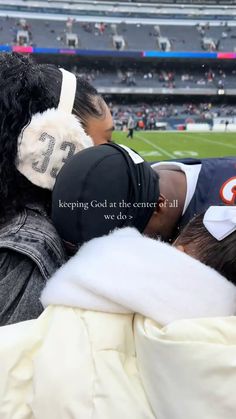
[58,198,179,211]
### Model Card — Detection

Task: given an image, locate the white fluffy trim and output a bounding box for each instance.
[41,228,236,325]
[17,108,93,190]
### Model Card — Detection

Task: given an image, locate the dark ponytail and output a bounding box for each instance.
[0,52,105,218]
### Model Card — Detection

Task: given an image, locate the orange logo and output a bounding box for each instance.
[220,177,236,204]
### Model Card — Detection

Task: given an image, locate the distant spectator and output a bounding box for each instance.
[66,17,75,33]
[99,22,106,35]
[127,116,135,139]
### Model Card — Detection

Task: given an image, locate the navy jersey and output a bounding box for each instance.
[178,156,236,231]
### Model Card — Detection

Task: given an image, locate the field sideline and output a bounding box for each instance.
[112,131,236,161]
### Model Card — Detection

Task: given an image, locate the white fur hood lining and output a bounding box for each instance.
[41,228,236,325]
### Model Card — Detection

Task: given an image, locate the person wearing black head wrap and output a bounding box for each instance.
[52,143,159,247]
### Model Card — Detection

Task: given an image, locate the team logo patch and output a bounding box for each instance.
[220,176,236,204]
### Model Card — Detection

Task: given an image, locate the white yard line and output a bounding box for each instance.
[136,133,175,159]
[186,133,236,150]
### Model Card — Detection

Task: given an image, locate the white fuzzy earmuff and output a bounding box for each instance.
[16,68,94,190]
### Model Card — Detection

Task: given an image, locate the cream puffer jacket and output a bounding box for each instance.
[0,228,236,419]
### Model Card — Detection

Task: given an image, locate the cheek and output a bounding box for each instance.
[85,123,108,145]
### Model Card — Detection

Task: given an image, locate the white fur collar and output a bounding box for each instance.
[41,228,236,325]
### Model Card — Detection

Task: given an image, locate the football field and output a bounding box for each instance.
[113,131,236,161]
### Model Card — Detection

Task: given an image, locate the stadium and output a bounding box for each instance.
[0,0,236,160]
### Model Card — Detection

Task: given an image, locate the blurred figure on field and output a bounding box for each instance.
[127,116,135,139]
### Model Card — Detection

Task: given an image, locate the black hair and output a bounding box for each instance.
[177,212,236,285]
[0,52,105,219]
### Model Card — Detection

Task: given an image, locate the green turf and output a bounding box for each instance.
[112,131,236,161]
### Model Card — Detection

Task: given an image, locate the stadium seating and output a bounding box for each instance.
[109,102,236,131]
[0,2,235,132]
[70,64,235,90]
[1,16,236,52]
[25,0,236,3]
